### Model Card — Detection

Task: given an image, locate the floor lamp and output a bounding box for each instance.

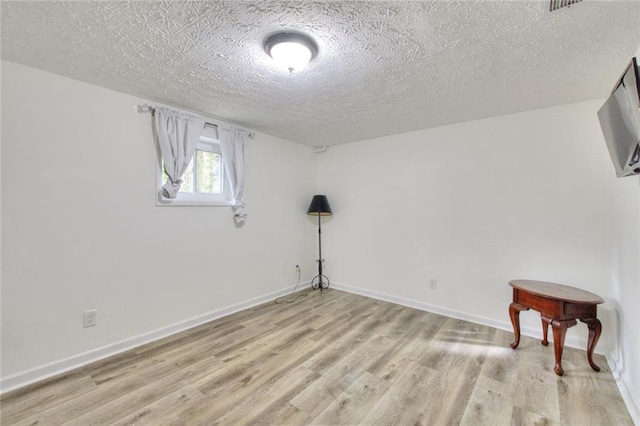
[307,195,332,291]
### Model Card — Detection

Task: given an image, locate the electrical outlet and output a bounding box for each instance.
[83,309,97,328]
[429,278,438,290]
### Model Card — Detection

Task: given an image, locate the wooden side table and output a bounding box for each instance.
[508,279,604,376]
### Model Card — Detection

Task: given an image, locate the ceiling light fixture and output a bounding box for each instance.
[265,32,317,73]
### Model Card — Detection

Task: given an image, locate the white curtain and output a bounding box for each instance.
[154,107,205,198]
[219,125,249,225]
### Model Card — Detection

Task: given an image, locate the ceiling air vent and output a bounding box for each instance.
[548,0,583,12]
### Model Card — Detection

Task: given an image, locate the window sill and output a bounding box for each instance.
[156,196,233,207]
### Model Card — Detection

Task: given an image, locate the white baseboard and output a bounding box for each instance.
[606,353,640,425]
[329,281,595,353]
[0,282,309,394]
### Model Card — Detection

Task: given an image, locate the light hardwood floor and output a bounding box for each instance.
[1,289,633,425]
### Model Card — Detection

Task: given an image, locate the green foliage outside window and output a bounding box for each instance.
[162,149,222,194]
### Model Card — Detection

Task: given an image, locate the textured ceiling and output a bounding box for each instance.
[2,1,639,146]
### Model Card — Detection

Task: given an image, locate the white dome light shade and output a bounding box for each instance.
[270,41,312,71]
[265,32,317,72]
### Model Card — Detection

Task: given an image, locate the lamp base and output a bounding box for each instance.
[311,274,330,291]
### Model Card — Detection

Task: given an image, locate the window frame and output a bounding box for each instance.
[156,135,232,207]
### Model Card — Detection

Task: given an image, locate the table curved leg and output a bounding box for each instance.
[509,303,529,349]
[540,315,550,346]
[581,318,602,372]
[551,319,577,376]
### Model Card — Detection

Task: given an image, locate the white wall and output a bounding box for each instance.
[606,46,640,424]
[0,61,316,384]
[609,171,640,423]
[317,100,614,350]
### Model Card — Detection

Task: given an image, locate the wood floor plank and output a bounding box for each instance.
[62,353,224,426]
[312,371,390,425]
[509,335,562,424]
[211,365,319,425]
[288,371,345,420]
[511,405,561,426]
[11,341,225,426]
[459,328,518,425]
[110,387,207,426]
[556,346,633,426]
[416,322,492,425]
[163,327,327,423]
[0,375,98,424]
[379,305,430,341]
[89,322,243,387]
[460,373,514,425]
[132,319,245,357]
[367,312,448,384]
[309,296,380,342]
[359,360,439,425]
[0,288,633,425]
[0,350,138,415]
[307,294,373,331]
[317,334,396,392]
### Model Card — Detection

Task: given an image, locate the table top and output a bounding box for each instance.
[509,279,604,304]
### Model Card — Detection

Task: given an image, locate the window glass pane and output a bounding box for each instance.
[161,160,194,194]
[212,152,221,194]
[180,159,194,193]
[196,150,221,194]
[158,139,227,203]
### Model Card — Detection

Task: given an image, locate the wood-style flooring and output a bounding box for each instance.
[1,289,633,425]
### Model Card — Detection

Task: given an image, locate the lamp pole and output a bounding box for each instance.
[316,212,327,291]
[307,194,332,291]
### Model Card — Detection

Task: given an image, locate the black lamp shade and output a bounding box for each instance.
[307,195,332,216]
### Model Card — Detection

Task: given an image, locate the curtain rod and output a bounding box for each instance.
[137,104,255,138]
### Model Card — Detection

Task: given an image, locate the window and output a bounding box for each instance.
[156,135,232,206]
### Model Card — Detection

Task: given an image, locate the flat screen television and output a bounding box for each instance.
[597,57,640,178]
